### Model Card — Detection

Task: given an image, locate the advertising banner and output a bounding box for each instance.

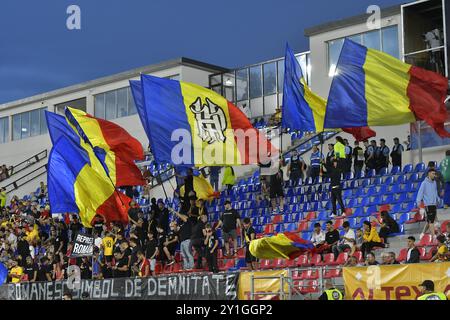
[238,269,289,300]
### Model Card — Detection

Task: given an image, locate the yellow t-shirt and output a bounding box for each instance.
[10,266,23,283]
[437,244,448,256]
[102,237,115,256]
[25,225,40,242]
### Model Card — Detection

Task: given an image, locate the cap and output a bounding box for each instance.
[419,280,434,291]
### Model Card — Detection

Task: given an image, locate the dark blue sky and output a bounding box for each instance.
[0,0,406,104]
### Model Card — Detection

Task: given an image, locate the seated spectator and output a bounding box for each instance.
[323,221,340,255]
[332,221,355,259]
[431,235,449,262]
[365,252,379,266]
[405,236,420,264]
[378,211,399,244]
[344,255,358,267]
[352,228,363,254]
[310,223,326,251]
[382,252,399,265]
[361,221,384,255]
[162,221,178,266]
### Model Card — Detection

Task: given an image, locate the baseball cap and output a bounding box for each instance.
[419,280,434,291]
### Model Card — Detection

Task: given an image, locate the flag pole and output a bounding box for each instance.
[319,131,324,177]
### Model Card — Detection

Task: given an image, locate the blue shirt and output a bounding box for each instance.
[310,151,323,168]
[416,177,440,206]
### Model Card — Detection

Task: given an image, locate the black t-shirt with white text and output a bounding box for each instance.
[325,229,340,245]
[220,209,240,233]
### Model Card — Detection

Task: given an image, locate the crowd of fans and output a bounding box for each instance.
[1,134,450,285]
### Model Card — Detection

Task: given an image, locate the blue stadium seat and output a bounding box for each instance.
[408,173,419,183]
[396,175,406,184]
[274,224,284,233]
[382,194,394,204]
[383,176,394,185]
[346,198,357,208]
[373,177,382,185]
[360,197,370,207]
[400,202,415,213]
[374,185,387,196]
[397,212,410,225]
[402,164,413,174]
[366,186,376,197]
[285,223,297,232]
[378,167,388,176]
[390,166,401,174]
[366,206,378,216]
[302,232,312,241]
[366,169,376,178]
[414,162,425,172]
[369,196,381,206]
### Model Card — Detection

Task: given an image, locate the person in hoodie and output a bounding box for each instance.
[416,168,441,240]
[439,150,450,207]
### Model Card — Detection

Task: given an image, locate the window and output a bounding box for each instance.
[236,68,249,101]
[95,87,139,120]
[0,117,9,143]
[55,98,86,115]
[12,107,48,141]
[263,62,277,95]
[249,65,262,99]
[328,38,344,77]
[277,60,284,92]
[382,26,399,58]
[363,30,381,50]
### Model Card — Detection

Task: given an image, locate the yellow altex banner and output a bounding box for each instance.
[238,269,289,300]
[343,262,450,300]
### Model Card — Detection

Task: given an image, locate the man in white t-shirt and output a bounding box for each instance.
[310,223,326,248]
[332,221,355,259]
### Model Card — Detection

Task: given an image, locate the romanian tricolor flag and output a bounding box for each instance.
[130,75,276,166]
[249,232,315,260]
[46,112,132,228]
[64,107,145,187]
[180,175,219,201]
[282,43,375,141]
[324,39,450,137]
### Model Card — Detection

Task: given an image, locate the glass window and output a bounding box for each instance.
[30,109,40,137]
[249,66,262,99]
[95,94,105,118]
[349,34,362,44]
[12,115,20,141]
[20,112,30,139]
[236,68,249,101]
[127,87,137,115]
[223,72,235,102]
[105,91,117,120]
[40,108,48,134]
[117,88,128,118]
[296,55,307,79]
[263,62,277,96]
[0,117,8,143]
[328,38,344,76]
[382,26,399,58]
[363,30,381,50]
[277,60,284,92]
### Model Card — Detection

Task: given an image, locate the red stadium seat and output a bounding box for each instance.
[316,253,334,266]
[418,247,427,260]
[303,280,319,294]
[217,249,223,259]
[397,248,408,263]
[291,270,302,280]
[418,234,437,247]
[260,259,273,269]
[422,246,436,261]
[352,251,363,263]
[304,211,316,221]
[332,252,349,266]
[323,268,341,279]
[310,254,322,266]
[219,259,235,271]
[333,219,344,229]
[286,258,297,267]
[298,221,308,232]
[441,220,450,233]
[273,258,287,269]
[236,248,245,259]
[174,252,181,262]
[272,215,283,224]
[264,224,274,234]
[296,254,310,267]
[302,269,319,279]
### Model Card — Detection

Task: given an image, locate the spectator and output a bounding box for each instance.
[209,167,221,192]
[23,255,37,282]
[171,207,195,270]
[324,144,335,178]
[183,168,195,201]
[405,236,420,264]
[191,214,208,269]
[310,223,326,251]
[92,250,102,280]
[0,187,6,208]
[431,235,449,262]
[439,150,450,208]
[269,165,285,213]
[203,223,219,273]
[37,182,47,200]
[333,136,346,172]
[404,135,411,151]
[344,255,358,267]
[361,221,384,255]
[101,232,115,267]
[150,198,160,220]
[144,232,158,275]
[343,139,352,175]
[376,139,390,173]
[417,280,447,300]
[242,217,258,270]
[198,199,208,217]
[365,140,377,173]
[318,281,343,300]
[353,141,364,176]
[62,291,73,300]
[288,150,307,186]
[416,168,440,240]
[329,159,346,217]
[365,252,379,266]
[69,215,83,242]
[390,137,404,168]
[162,221,178,266]
[324,220,340,255]
[112,251,129,278]
[216,200,241,257]
[378,211,399,245]
[79,256,91,280]
[309,146,323,181]
[136,250,150,277]
[37,257,52,282]
[9,259,23,283]
[427,161,444,196]
[332,221,355,259]
[157,199,170,234]
[222,166,235,195]
[128,200,139,225]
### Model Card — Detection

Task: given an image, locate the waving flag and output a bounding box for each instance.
[249,232,315,259]
[46,112,131,228]
[324,39,450,137]
[130,75,276,166]
[282,43,375,141]
[180,175,219,201]
[64,107,145,187]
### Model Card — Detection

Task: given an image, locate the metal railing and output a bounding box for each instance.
[2,164,47,194]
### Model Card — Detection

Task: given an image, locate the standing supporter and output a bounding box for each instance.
[128,200,140,225]
[101,232,115,267]
[209,167,221,192]
[198,199,208,217]
[343,139,352,175]
[204,223,219,273]
[324,144,335,178]
[353,141,364,176]
[171,207,196,270]
[69,215,83,242]
[332,221,355,259]
[416,168,440,240]
[439,150,450,208]
[9,260,23,283]
[112,251,129,278]
[426,161,444,196]
[144,232,158,275]
[309,146,323,181]
[162,221,178,266]
[269,166,285,213]
[333,136,346,172]
[361,221,384,255]
[376,139,390,173]
[378,211,399,245]
[222,166,235,195]
[364,140,376,173]
[215,200,241,257]
[390,137,404,168]
[0,187,6,208]
[328,159,346,217]
[242,218,258,270]
[191,214,208,269]
[288,150,306,186]
[157,199,170,234]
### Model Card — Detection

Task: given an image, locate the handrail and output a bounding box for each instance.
[2,164,47,194]
[3,150,48,179]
